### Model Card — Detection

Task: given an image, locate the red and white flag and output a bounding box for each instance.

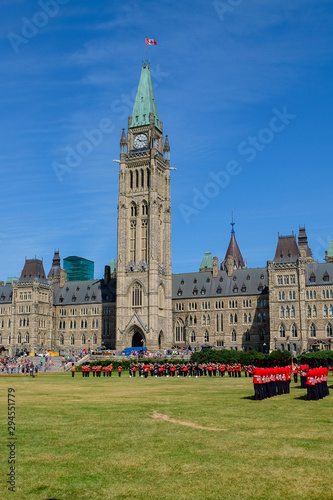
[146,38,157,45]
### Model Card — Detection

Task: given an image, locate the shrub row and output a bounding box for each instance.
[190,349,291,365]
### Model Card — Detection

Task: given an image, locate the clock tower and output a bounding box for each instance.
[116,61,172,351]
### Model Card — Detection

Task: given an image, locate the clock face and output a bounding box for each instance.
[134,133,148,149]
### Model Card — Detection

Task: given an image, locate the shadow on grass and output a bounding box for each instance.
[294,394,308,400]
[242,395,255,400]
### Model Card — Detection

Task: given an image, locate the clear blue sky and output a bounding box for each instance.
[1,0,333,281]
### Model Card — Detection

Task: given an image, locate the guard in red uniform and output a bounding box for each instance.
[118,364,122,377]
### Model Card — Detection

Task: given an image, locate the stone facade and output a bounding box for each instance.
[1,64,333,356]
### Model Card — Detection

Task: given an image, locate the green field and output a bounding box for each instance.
[1,372,332,500]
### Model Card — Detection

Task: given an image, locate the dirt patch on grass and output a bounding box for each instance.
[152,410,227,431]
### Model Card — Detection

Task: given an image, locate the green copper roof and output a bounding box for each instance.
[200,252,213,270]
[327,240,333,257]
[110,259,117,273]
[130,62,161,130]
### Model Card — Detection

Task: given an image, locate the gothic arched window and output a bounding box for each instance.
[279,324,285,338]
[310,323,316,337]
[132,282,143,307]
[175,320,184,342]
[130,203,137,217]
[292,324,297,337]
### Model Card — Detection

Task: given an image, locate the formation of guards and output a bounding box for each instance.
[250,359,330,401]
[298,360,330,400]
[78,360,331,403]
[81,364,114,377]
[128,362,250,378]
[250,361,292,400]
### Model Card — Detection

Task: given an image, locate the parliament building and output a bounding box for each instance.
[1,63,333,357]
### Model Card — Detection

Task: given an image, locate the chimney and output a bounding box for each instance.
[60,269,67,288]
[104,265,111,285]
[227,255,234,277]
[213,257,219,278]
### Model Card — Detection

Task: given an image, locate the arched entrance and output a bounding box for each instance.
[132,328,145,347]
[158,331,164,350]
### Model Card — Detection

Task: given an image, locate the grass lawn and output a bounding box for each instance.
[1,372,332,500]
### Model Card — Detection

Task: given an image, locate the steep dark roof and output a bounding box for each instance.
[221,226,246,270]
[298,227,312,257]
[19,258,47,283]
[305,263,333,285]
[172,268,268,299]
[52,279,116,306]
[48,251,61,278]
[274,235,299,263]
[0,285,12,303]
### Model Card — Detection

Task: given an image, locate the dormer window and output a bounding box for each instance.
[91,294,96,301]
[201,288,206,295]
[219,277,223,282]
[193,278,197,284]
[177,289,183,297]
[181,280,184,285]
[233,286,238,293]
[76,286,80,291]
[323,272,329,282]
[66,287,69,292]
[72,295,76,302]
[206,278,210,283]
[193,288,198,296]
[216,287,222,294]
[309,273,316,283]
[233,276,237,281]
[258,283,263,292]
[85,295,89,302]
[241,286,246,293]
[246,275,250,281]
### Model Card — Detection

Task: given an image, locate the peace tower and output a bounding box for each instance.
[115,62,173,351]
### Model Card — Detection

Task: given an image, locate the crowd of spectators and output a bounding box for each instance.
[0,354,55,375]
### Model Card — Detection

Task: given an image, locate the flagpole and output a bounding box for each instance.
[145,37,147,63]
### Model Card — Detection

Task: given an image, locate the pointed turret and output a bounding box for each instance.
[129,62,161,130]
[48,250,62,282]
[221,217,246,271]
[120,128,127,154]
[163,134,170,160]
[298,226,313,259]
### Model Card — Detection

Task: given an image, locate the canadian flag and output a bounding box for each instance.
[146,38,157,45]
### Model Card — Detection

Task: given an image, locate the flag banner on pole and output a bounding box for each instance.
[146,38,157,45]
